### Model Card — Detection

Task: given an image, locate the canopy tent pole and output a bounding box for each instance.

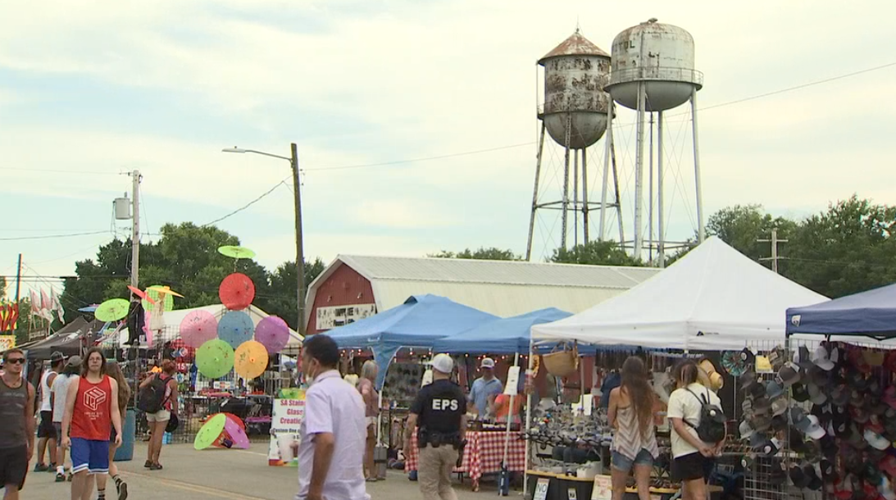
[523,339,534,496]
[499,351,519,496]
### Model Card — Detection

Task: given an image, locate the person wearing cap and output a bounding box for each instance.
[50,355,81,482]
[294,335,369,500]
[406,353,467,500]
[35,351,65,472]
[468,358,502,420]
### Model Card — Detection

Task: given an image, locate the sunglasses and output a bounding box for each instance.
[5,358,25,365]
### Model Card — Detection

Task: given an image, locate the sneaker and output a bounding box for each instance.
[47,462,56,473]
[118,481,128,500]
[143,460,152,468]
[55,472,65,482]
[33,463,48,472]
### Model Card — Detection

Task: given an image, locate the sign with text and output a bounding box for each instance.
[268,391,305,466]
[533,478,550,500]
[315,304,376,330]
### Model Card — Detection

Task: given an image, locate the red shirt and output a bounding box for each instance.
[71,375,113,440]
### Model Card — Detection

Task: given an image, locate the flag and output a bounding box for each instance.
[30,290,41,317]
[51,289,65,323]
[39,289,53,322]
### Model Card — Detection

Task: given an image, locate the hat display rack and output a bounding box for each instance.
[736,337,896,500]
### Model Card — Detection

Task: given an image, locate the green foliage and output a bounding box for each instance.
[706,204,798,262]
[551,240,643,267]
[429,247,520,260]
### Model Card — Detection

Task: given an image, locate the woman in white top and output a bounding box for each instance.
[608,356,659,500]
[666,360,725,500]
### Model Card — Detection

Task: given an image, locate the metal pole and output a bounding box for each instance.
[525,123,547,261]
[612,139,625,245]
[14,254,21,306]
[633,82,646,258]
[657,111,666,268]
[523,339,534,497]
[561,115,572,250]
[599,104,614,241]
[573,149,579,248]
[291,143,307,337]
[648,113,654,263]
[582,149,589,244]
[500,351,520,496]
[130,170,141,288]
[691,87,705,243]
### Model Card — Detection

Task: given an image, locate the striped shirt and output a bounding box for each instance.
[612,402,659,461]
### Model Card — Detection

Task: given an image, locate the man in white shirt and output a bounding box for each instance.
[295,335,370,500]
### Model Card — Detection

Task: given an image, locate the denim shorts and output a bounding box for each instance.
[611,449,655,472]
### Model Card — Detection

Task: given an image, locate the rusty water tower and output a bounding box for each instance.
[602,18,705,266]
[526,30,624,260]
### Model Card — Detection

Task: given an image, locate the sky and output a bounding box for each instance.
[2,0,895,301]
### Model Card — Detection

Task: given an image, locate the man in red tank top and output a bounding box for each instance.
[61,348,122,500]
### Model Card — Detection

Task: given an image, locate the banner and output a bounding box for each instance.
[268,388,305,466]
[0,335,16,351]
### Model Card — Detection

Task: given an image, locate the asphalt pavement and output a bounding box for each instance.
[20,441,508,499]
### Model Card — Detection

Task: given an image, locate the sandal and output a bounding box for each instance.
[144,460,152,468]
[149,463,163,470]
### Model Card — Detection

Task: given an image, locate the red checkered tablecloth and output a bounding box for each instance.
[405,430,527,487]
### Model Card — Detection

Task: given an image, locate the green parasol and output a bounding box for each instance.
[217,246,256,260]
[142,284,175,311]
[194,413,227,450]
[196,339,234,379]
[94,298,130,322]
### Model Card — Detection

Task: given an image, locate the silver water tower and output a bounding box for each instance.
[603,18,704,266]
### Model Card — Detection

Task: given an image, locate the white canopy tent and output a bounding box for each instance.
[531,237,829,350]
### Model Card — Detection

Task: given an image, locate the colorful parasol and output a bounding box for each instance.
[179,310,218,348]
[94,298,130,322]
[218,246,256,260]
[127,286,155,305]
[234,340,268,379]
[255,316,290,354]
[218,273,256,311]
[143,284,175,312]
[217,310,254,349]
[194,413,227,450]
[224,416,250,449]
[146,285,184,298]
[196,339,234,379]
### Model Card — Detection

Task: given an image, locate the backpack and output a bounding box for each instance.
[137,374,169,414]
[685,388,726,444]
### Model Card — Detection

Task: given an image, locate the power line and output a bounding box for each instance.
[0,230,110,242]
[301,142,534,172]
[0,167,120,175]
[200,177,291,227]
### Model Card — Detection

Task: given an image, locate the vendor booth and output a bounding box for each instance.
[526,237,830,500]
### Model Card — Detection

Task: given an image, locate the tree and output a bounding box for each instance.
[264,258,327,330]
[785,196,896,298]
[429,247,520,260]
[706,204,798,264]
[551,240,643,267]
[0,276,6,300]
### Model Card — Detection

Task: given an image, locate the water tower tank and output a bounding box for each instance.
[538,31,610,150]
[606,19,703,112]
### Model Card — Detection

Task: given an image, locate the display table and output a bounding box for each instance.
[526,471,723,500]
[405,430,527,491]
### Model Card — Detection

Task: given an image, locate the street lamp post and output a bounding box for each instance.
[223,144,307,336]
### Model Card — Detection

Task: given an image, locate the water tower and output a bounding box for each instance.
[525,30,624,261]
[603,18,704,266]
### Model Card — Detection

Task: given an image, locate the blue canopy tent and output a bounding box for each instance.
[326,294,499,389]
[786,283,896,340]
[431,307,573,354]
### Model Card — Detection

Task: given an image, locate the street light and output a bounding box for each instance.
[222,143,307,337]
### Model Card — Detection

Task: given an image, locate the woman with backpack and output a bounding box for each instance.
[667,360,726,500]
[607,356,659,500]
[138,360,178,471]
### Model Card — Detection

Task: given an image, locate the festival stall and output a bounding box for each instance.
[27,317,107,359]
[527,237,828,500]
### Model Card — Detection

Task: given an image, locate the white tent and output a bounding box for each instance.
[103,304,303,349]
[531,237,829,350]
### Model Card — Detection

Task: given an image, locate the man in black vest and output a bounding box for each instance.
[406,354,467,500]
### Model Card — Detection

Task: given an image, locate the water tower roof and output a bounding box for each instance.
[539,31,609,64]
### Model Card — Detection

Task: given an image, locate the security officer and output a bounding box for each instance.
[406,353,467,500]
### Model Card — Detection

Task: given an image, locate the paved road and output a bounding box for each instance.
[20,442,510,499]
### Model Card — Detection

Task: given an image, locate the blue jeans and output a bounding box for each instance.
[611,449,654,473]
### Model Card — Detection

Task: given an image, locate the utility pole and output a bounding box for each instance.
[290,144,307,337]
[758,229,788,274]
[14,254,22,305]
[130,170,142,288]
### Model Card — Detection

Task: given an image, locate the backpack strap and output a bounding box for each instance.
[683,388,706,429]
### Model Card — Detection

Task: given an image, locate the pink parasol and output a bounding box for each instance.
[224,416,250,449]
[179,310,218,348]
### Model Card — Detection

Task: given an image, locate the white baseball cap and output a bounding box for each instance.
[481,358,496,369]
[431,354,455,374]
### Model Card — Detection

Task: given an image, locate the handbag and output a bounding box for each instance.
[542,341,579,378]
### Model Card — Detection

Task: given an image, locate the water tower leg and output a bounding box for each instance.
[525,123,547,261]
[658,111,665,268]
[582,149,589,244]
[648,112,655,264]
[612,137,625,246]
[633,82,646,258]
[561,116,572,250]
[599,104,614,242]
[573,148,579,248]
[692,87,705,243]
